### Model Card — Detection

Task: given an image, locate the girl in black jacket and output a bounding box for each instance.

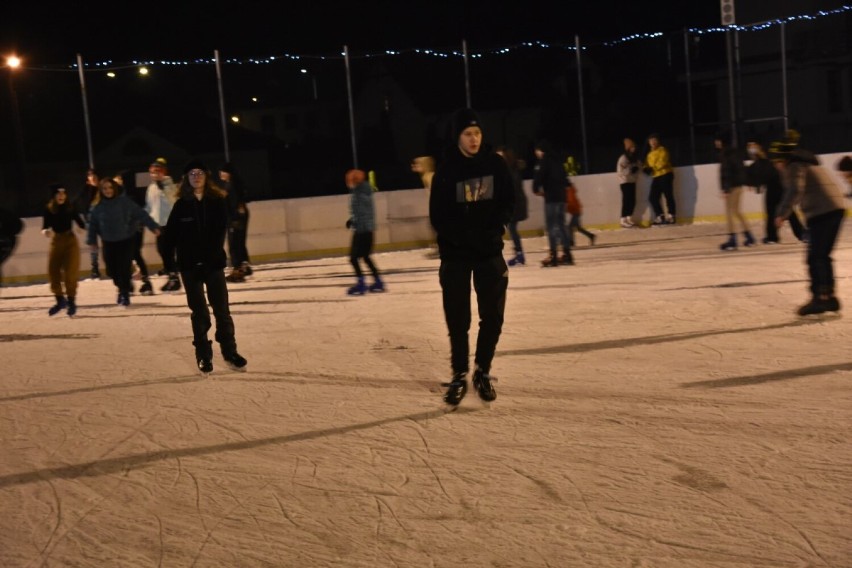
[163,159,247,374]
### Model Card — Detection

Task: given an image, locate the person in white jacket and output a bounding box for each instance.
[616,137,641,227]
[144,157,181,292]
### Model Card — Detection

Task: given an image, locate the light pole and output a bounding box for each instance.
[5,55,26,192]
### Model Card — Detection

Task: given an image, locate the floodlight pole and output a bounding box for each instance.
[463,39,471,108]
[214,50,230,162]
[575,35,588,174]
[76,54,95,169]
[683,29,696,165]
[344,45,358,168]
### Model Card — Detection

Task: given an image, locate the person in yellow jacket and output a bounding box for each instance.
[644,133,676,225]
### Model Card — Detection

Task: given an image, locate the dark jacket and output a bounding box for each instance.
[533,154,567,203]
[163,191,230,272]
[349,181,376,233]
[43,203,86,233]
[718,146,748,192]
[86,193,158,245]
[429,146,514,260]
[776,149,846,221]
[746,157,782,196]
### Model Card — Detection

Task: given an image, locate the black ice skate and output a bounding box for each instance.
[442,372,468,406]
[223,352,248,371]
[472,368,497,402]
[197,357,213,374]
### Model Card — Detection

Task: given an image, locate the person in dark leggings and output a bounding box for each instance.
[429,108,514,406]
[344,169,384,295]
[772,142,845,316]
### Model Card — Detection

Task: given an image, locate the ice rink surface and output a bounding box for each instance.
[1,221,850,567]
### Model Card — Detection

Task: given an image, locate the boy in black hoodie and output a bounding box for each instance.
[162,159,247,374]
[429,108,514,405]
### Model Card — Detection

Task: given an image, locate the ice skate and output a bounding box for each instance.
[139,278,154,296]
[197,357,213,374]
[162,273,182,292]
[472,368,497,402]
[507,252,525,266]
[240,262,253,276]
[48,296,67,316]
[225,268,246,283]
[743,231,756,247]
[67,298,77,318]
[541,255,559,268]
[442,372,468,406]
[223,352,248,371]
[347,277,368,295]
[797,297,841,317]
[720,234,737,251]
[368,278,385,293]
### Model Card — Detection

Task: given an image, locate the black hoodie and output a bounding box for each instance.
[163,188,230,272]
[429,145,514,260]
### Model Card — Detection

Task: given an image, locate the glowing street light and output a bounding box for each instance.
[300,68,317,101]
[6,55,21,69]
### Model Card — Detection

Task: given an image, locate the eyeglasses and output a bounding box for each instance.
[187,170,206,177]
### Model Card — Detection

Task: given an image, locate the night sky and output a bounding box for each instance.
[4,1,725,64]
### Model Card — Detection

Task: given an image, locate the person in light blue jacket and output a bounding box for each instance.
[87,177,160,306]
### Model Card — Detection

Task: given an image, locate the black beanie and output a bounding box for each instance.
[451,108,482,140]
[219,161,235,174]
[183,158,208,175]
[48,183,66,196]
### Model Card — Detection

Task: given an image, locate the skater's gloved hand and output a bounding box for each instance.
[345,218,353,229]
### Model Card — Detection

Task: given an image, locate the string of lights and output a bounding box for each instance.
[12,4,852,72]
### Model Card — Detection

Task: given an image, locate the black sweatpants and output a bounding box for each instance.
[180,266,237,358]
[619,182,636,218]
[102,237,135,295]
[439,255,508,375]
[805,209,844,298]
[649,172,676,217]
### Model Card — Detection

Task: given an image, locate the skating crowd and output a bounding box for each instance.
[1,121,850,405]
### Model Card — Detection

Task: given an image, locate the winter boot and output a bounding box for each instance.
[472,367,497,402]
[368,277,385,293]
[195,340,213,374]
[442,372,468,406]
[48,295,68,316]
[720,233,737,251]
[139,278,154,296]
[508,251,526,266]
[347,277,368,295]
[743,231,756,247]
[67,297,77,318]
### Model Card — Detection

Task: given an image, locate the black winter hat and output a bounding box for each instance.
[183,158,208,175]
[451,107,482,140]
[219,161,235,174]
[48,183,66,196]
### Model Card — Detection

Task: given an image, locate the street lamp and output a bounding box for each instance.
[5,54,26,191]
[300,68,317,101]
